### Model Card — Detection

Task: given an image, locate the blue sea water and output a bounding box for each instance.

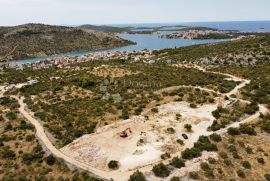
[117,21,270,32]
[14,21,270,63]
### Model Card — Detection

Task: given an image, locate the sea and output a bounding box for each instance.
[14,21,270,63]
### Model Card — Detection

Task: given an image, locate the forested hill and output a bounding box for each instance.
[0,24,132,61]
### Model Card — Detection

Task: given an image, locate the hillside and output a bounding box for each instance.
[77,24,130,33]
[0,24,132,61]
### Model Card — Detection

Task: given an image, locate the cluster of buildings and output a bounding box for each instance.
[3,50,155,70]
[159,29,236,40]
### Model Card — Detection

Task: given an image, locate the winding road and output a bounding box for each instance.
[4,64,269,181]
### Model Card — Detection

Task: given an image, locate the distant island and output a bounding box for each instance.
[0,24,133,61]
[159,27,268,40]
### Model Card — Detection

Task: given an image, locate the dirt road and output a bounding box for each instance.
[13,96,116,180]
[11,65,269,181]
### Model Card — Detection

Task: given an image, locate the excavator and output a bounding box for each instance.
[119,128,132,138]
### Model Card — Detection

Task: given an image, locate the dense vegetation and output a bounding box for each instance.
[0,97,102,181]
[1,60,236,146]
[157,35,270,66]
[0,23,132,61]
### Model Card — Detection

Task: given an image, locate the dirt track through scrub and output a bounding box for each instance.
[6,64,269,181]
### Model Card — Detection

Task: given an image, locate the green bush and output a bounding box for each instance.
[184,124,192,132]
[181,147,201,160]
[209,133,222,142]
[228,145,237,152]
[245,146,253,154]
[227,127,240,135]
[45,154,56,165]
[167,127,175,134]
[237,170,245,178]
[205,169,215,179]
[190,103,197,108]
[170,177,181,181]
[224,159,233,166]
[200,162,210,171]
[265,174,270,181]
[161,152,171,160]
[108,160,119,169]
[176,139,184,145]
[257,157,265,164]
[189,172,199,180]
[219,151,228,159]
[151,108,159,113]
[6,112,16,120]
[21,153,35,165]
[129,170,146,181]
[241,161,251,169]
[152,163,170,178]
[1,147,16,159]
[208,157,216,164]
[170,157,185,168]
[239,125,257,135]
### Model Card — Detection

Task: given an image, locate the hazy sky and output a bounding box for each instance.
[0,0,270,26]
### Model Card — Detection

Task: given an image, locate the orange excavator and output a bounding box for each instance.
[119,128,132,138]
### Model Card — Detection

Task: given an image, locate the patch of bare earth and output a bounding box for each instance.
[91,65,140,78]
[61,101,218,176]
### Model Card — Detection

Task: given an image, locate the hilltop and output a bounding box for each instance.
[77,24,130,33]
[0,24,133,61]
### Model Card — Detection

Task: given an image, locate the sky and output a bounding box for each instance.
[0,0,270,26]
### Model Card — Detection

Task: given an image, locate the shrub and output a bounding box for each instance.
[1,147,16,159]
[232,151,242,159]
[217,168,223,174]
[224,159,233,166]
[129,170,146,181]
[167,127,175,134]
[238,140,245,148]
[122,109,129,120]
[108,160,119,169]
[228,145,237,152]
[241,161,251,169]
[219,151,228,159]
[161,152,171,160]
[181,147,201,160]
[151,108,159,113]
[189,172,199,180]
[200,162,210,171]
[212,110,221,119]
[170,157,185,168]
[184,124,192,132]
[239,125,257,135]
[152,163,170,178]
[245,146,253,154]
[46,154,56,165]
[237,170,245,178]
[4,124,13,131]
[227,127,240,135]
[25,135,35,142]
[244,102,259,115]
[210,133,222,142]
[208,157,216,164]
[6,112,16,120]
[176,139,184,145]
[170,177,181,181]
[205,169,215,179]
[198,136,210,143]
[190,103,197,108]
[265,174,270,181]
[257,157,265,164]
